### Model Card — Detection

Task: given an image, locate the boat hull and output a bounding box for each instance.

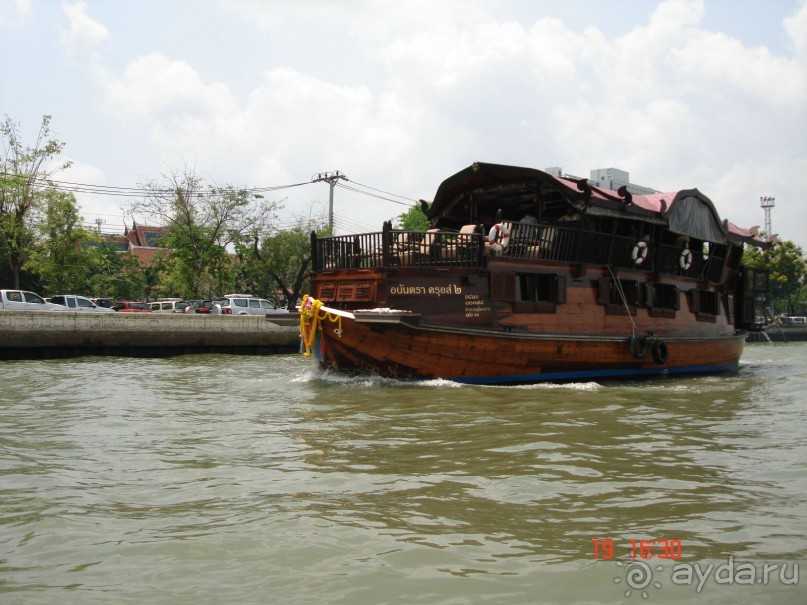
[311,315,746,384]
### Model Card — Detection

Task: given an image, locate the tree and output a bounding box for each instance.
[395,203,430,231]
[235,207,329,310]
[254,228,313,310]
[131,165,279,298]
[743,239,807,316]
[26,190,97,293]
[0,115,71,288]
[84,243,146,301]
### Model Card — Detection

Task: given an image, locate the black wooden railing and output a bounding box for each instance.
[311,221,725,281]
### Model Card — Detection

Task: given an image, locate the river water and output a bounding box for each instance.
[1,343,805,604]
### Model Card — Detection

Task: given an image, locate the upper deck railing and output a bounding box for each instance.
[311,221,726,282]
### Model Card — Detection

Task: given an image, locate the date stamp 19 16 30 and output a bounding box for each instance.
[592,538,683,560]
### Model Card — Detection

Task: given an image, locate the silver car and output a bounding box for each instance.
[50,294,116,313]
[215,294,289,316]
[0,289,69,311]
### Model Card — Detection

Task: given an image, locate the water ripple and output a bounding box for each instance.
[1,347,805,603]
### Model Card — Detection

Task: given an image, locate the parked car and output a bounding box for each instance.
[215,294,288,316]
[92,298,115,309]
[185,299,218,314]
[149,300,191,313]
[0,289,69,311]
[112,301,151,312]
[50,294,116,313]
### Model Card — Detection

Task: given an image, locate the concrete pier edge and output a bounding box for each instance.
[0,311,301,359]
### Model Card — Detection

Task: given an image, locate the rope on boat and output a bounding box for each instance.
[606,264,638,339]
[298,294,343,357]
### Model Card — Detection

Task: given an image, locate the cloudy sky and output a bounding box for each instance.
[1,0,805,244]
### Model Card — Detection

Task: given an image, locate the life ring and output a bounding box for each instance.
[488,222,511,254]
[629,335,649,359]
[631,240,648,265]
[651,339,669,364]
[679,247,693,271]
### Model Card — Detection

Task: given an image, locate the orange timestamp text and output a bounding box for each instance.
[592,538,683,560]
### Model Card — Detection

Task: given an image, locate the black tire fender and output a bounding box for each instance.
[651,339,669,364]
[629,336,649,359]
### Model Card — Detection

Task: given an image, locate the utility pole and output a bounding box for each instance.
[312,171,348,232]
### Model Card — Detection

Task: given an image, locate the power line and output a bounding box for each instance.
[347,179,420,203]
[335,182,414,207]
[11,175,314,198]
[7,171,424,233]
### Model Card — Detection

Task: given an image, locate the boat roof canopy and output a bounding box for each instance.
[427,162,772,248]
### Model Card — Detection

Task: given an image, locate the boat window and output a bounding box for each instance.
[598,278,640,315]
[317,283,336,301]
[516,274,557,303]
[690,289,720,322]
[646,283,679,318]
[511,273,566,313]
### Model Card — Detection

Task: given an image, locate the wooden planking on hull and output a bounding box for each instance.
[315,317,745,383]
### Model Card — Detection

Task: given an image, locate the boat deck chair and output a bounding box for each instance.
[394,229,439,265]
[443,224,479,261]
[390,231,414,265]
[513,223,557,259]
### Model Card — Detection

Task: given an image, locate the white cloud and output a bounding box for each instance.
[669,31,807,107]
[60,1,108,61]
[104,53,236,117]
[0,0,30,26]
[32,0,806,240]
[784,0,807,57]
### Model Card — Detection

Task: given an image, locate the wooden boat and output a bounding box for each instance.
[299,162,771,384]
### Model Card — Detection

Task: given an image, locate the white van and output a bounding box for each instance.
[149,300,191,313]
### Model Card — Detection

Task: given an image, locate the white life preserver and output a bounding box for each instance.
[488,222,511,254]
[631,240,648,265]
[679,247,693,271]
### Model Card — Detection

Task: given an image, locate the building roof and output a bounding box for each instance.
[125,221,170,248]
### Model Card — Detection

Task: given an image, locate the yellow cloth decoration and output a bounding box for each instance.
[298,295,342,358]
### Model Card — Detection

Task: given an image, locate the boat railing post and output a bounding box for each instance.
[310,230,319,271]
[477,225,486,266]
[382,221,391,267]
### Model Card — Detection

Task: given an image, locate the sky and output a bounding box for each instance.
[1,0,805,245]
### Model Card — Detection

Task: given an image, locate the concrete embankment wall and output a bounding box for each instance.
[0,311,301,359]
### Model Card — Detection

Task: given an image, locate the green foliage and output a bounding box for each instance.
[131,166,280,298]
[83,243,146,300]
[235,212,327,309]
[395,203,430,231]
[26,190,97,293]
[0,115,71,288]
[743,239,807,316]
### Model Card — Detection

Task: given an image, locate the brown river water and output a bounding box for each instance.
[1,342,805,604]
